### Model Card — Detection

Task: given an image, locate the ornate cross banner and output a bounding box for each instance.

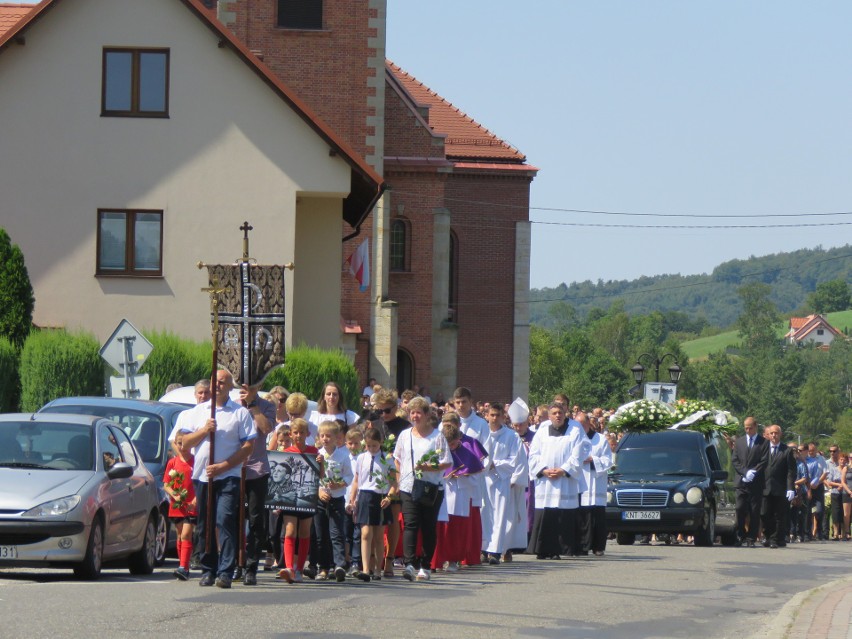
[205,262,286,386]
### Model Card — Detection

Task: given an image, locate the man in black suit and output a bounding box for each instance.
[731,416,768,547]
[761,424,797,549]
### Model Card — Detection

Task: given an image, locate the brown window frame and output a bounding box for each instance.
[101,48,170,118]
[96,209,164,277]
[277,0,323,30]
[390,217,410,272]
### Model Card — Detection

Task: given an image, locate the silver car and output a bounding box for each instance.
[0,413,161,579]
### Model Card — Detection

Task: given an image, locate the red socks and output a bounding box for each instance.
[284,536,296,570]
[178,539,192,569]
[296,536,309,572]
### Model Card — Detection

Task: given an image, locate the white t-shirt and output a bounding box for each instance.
[393,427,452,493]
[180,399,256,483]
[309,409,360,428]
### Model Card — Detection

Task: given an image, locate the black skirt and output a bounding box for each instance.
[356,490,389,526]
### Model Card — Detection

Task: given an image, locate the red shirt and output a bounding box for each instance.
[163,455,196,517]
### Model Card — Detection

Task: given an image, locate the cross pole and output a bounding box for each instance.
[240,220,253,262]
[200,276,227,551]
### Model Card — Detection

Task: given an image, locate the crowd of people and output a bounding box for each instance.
[162,376,850,590]
[164,377,613,588]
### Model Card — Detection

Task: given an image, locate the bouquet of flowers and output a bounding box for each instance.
[414,449,441,478]
[671,398,739,436]
[607,399,674,434]
[371,462,390,493]
[166,469,189,509]
[381,433,396,455]
[321,458,344,489]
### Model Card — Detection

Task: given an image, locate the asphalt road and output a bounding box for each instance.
[0,540,848,639]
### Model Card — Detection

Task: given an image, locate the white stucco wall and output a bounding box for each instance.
[0,0,351,345]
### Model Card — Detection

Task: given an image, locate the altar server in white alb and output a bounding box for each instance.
[526,403,591,559]
[481,403,528,564]
[576,412,613,556]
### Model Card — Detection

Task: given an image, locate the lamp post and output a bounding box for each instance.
[630,353,682,403]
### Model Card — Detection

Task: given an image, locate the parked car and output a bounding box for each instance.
[39,397,190,564]
[0,413,161,579]
[606,429,737,546]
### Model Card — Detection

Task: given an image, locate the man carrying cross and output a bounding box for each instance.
[181,369,256,588]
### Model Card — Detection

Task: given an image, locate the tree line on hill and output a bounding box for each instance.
[530,279,852,451]
[530,244,852,329]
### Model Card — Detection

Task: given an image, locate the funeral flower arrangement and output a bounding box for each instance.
[166,469,189,509]
[671,398,739,436]
[607,399,674,433]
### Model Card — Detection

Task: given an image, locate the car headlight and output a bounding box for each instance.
[607,491,613,504]
[23,495,81,517]
[673,492,685,504]
[686,487,703,505]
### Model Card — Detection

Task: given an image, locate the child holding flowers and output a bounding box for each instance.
[163,433,197,580]
[349,427,397,582]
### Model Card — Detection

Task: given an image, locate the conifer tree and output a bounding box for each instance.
[0,229,34,347]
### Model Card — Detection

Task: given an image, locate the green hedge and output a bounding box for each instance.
[263,345,360,411]
[0,336,19,412]
[141,331,211,400]
[20,330,103,411]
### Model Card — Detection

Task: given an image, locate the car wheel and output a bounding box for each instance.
[616,532,635,545]
[73,516,104,580]
[154,509,169,566]
[694,506,716,547]
[128,514,157,575]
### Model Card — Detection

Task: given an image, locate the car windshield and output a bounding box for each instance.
[0,421,94,470]
[614,447,704,476]
[41,405,164,464]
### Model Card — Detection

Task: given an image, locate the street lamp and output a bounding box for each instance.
[631,353,682,385]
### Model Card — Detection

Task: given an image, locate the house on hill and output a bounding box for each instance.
[785,314,843,348]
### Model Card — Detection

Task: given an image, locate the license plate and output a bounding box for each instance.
[622,511,661,520]
[0,545,18,559]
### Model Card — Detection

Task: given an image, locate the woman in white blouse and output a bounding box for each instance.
[309,381,360,428]
[393,396,452,582]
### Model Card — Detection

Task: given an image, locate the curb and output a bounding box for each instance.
[749,575,852,639]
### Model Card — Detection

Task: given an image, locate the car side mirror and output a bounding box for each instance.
[107,462,134,480]
[711,469,728,482]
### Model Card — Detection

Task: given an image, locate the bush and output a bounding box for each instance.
[20,330,103,411]
[263,345,359,410]
[0,336,19,411]
[0,228,34,347]
[141,331,211,400]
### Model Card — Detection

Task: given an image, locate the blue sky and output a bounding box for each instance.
[17,1,852,289]
[386,1,852,288]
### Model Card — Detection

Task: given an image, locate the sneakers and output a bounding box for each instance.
[302,565,317,580]
[243,571,257,586]
[445,561,459,573]
[174,566,190,581]
[214,575,232,589]
[334,566,346,583]
[198,573,214,587]
[416,568,430,581]
[403,564,416,582]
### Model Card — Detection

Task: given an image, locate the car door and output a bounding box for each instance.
[97,424,136,551]
[110,426,153,547]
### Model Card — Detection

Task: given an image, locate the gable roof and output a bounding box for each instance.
[386,60,535,171]
[0,0,384,229]
[785,314,842,341]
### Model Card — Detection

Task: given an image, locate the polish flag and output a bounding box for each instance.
[346,239,370,292]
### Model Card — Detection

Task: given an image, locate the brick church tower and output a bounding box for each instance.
[211,1,536,401]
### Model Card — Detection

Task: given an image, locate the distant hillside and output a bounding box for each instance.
[530,245,852,329]
[681,309,852,360]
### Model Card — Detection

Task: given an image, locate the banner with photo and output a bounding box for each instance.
[266,450,321,514]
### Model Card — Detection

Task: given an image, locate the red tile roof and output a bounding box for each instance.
[0,3,33,38]
[386,60,531,166]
